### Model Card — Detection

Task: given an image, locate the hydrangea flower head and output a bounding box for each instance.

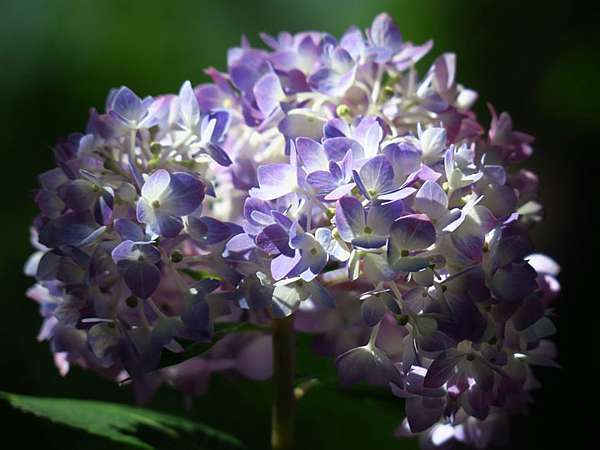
[25,12,560,449]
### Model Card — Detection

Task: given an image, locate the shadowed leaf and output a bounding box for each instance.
[0,391,245,450]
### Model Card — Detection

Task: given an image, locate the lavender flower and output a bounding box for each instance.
[108,86,157,132]
[136,169,205,237]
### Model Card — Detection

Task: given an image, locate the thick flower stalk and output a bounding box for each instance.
[25,13,560,449]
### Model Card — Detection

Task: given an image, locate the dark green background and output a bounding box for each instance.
[0,0,594,448]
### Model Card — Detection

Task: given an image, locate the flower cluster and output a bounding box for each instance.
[25,13,560,449]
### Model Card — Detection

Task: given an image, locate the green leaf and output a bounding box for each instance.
[157,322,267,370]
[0,391,245,450]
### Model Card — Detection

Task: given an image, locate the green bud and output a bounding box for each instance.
[170,250,183,263]
[150,142,162,155]
[383,85,395,99]
[104,158,123,174]
[336,104,351,117]
[396,314,409,326]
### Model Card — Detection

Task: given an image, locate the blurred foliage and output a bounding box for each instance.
[178,333,417,450]
[0,0,595,449]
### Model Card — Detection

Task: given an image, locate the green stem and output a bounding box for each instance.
[271,314,295,450]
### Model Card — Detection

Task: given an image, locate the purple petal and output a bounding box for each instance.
[296,137,329,173]
[306,171,339,197]
[244,197,272,226]
[392,40,433,71]
[254,163,297,200]
[331,47,355,72]
[323,137,364,161]
[324,118,350,139]
[254,72,285,117]
[363,253,396,282]
[111,240,136,263]
[177,80,200,129]
[353,117,383,157]
[351,234,387,249]
[114,218,145,242]
[188,216,242,245]
[38,211,97,248]
[296,243,327,281]
[142,169,170,200]
[383,142,421,180]
[336,345,399,386]
[201,142,233,167]
[271,252,302,281]
[441,195,482,233]
[324,183,355,201]
[39,167,68,191]
[490,262,538,303]
[160,172,205,216]
[480,183,517,220]
[424,352,463,388]
[278,109,326,141]
[110,86,147,124]
[271,282,303,317]
[36,190,64,218]
[420,127,447,163]
[256,224,294,256]
[463,386,491,420]
[308,68,342,96]
[225,233,255,254]
[94,194,113,225]
[368,13,403,55]
[112,241,161,264]
[195,83,229,113]
[389,214,436,251]
[335,197,366,242]
[63,180,97,211]
[434,53,456,94]
[405,397,444,433]
[355,155,395,198]
[378,187,416,202]
[362,296,386,326]
[526,253,560,276]
[121,260,161,299]
[367,200,404,235]
[154,213,184,238]
[202,110,231,144]
[415,180,448,220]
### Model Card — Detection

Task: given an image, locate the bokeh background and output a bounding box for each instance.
[0,0,595,448]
